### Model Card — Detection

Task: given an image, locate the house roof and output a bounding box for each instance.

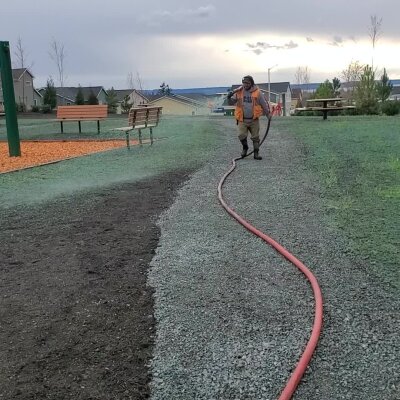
[50,86,107,102]
[231,81,291,94]
[148,94,206,107]
[12,68,34,80]
[114,89,134,102]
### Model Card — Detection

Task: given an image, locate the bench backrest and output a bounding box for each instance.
[128,106,162,128]
[56,105,108,119]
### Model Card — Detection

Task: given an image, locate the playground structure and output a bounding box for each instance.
[0,40,21,156]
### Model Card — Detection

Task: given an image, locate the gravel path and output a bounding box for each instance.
[149,118,399,399]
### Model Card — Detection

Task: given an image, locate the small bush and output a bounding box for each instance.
[381,101,400,116]
[41,104,52,114]
[31,105,40,112]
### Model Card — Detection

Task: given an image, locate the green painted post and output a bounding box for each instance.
[0,41,21,157]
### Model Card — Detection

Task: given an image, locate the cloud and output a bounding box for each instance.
[144,4,215,26]
[328,35,344,47]
[306,37,314,42]
[246,40,298,54]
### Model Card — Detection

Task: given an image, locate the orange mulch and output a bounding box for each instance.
[0,140,135,174]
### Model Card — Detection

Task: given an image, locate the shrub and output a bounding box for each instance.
[31,105,40,112]
[381,101,400,116]
[41,104,52,114]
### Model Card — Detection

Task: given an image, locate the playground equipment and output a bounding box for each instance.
[0,41,21,157]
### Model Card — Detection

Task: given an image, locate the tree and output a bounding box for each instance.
[42,78,57,110]
[332,78,341,97]
[107,87,118,113]
[354,65,379,114]
[158,82,171,95]
[315,80,334,99]
[368,15,382,69]
[75,86,85,105]
[49,39,67,87]
[376,68,393,103]
[87,90,99,105]
[121,95,133,113]
[14,37,33,70]
[340,61,364,103]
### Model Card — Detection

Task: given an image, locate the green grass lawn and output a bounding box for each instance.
[1,114,398,289]
[0,115,226,208]
[277,115,400,289]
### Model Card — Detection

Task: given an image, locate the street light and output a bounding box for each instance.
[267,64,278,102]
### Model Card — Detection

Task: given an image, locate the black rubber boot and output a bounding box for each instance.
[240,139,249,158]
[253,140,262,160]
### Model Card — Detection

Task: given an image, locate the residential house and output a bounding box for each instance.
[37,86,108,107]
[388,86,400,101]
[114,89,149,114]
[147,93,209,115]
[0,68,38,111]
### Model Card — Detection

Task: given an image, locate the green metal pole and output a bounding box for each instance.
[0,41,21,156]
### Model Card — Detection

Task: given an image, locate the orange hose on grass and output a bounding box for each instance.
[218,155,323,400]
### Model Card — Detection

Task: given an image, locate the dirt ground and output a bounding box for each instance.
[0,170,191,399]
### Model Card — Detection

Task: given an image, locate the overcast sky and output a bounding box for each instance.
[1,0,399,90]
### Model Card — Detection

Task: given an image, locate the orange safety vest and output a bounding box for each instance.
[234,88,264,122]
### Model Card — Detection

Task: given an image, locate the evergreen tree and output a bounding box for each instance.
[355,65,379,114]
[376,68,393,103]
[121,95,133,113]
[332,77,341,97]
[75,86,85,105]
[107,87,118,113]
[42,78,57,110]
[87,89,99,105]
[158,82,171,95]
[315,80,334,98]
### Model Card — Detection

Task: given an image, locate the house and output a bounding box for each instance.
[37,86,108,107]
[0,68,38,111]
[147,93,209,115]
[230,82,292,116]
[114,89,149,114]
[388,86,400,101]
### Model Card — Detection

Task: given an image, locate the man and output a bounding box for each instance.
[227,75,271,160]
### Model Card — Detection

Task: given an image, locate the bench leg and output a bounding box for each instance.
[60,121,64,134]
[150,128,153,145]
[323,111,328,120]
[138,129,143,145]
[78,121,82,133]
[126,132,130,150]
[97,120,100,134]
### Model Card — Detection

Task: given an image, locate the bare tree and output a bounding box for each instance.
[49,39,67,87]
[127,71,144,91]
[127,72,135,90]
[136,72,144,91]
[294,66,310,86]
[368,15,382,69]
[14,37,34,70]
[340,61,364,103]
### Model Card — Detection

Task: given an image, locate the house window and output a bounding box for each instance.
[25,81,32,86]
[34,99,37,106]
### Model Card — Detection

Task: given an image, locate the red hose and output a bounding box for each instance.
[217,156,323,400]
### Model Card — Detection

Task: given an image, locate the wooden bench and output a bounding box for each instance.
[114,106,162,149]
[56,105,108,133]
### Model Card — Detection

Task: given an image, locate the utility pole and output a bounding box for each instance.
[268,64,278,102]
[0,41,21,157]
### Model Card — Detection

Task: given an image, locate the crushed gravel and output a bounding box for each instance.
[149,118,399,399]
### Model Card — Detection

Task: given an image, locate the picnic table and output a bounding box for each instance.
[304,98,355,120]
